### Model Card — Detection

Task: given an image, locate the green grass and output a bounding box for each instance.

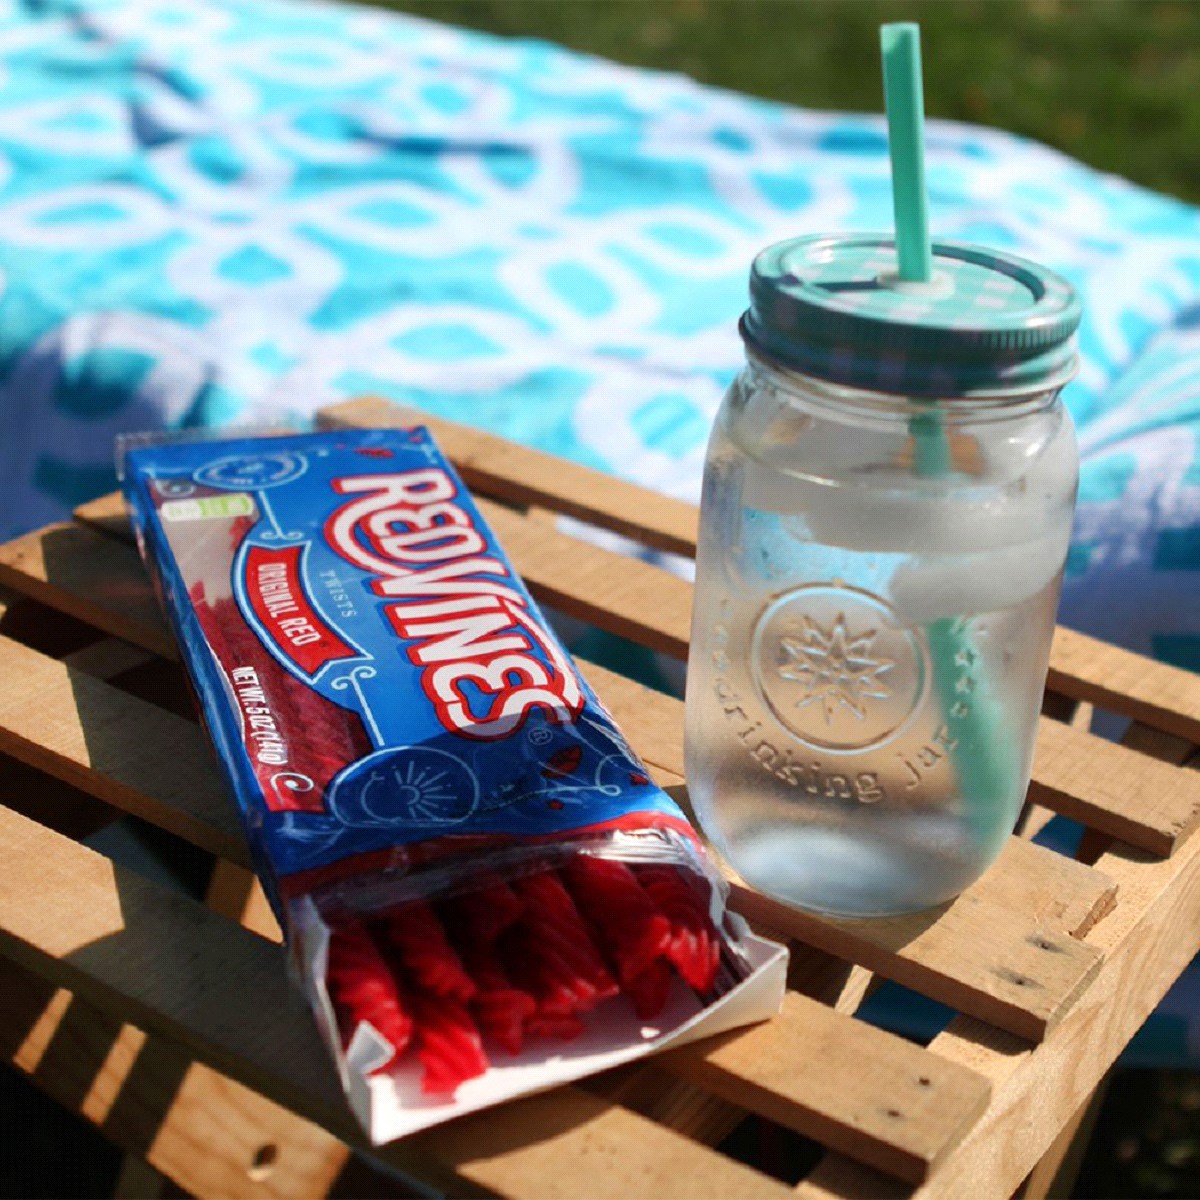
[375,0,1200,205]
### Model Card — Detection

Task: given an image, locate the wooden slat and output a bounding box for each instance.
[0,958,398,1199]
[475,495,691,658]
[205,860,283,944]
[1029,715,1200,855]
[74,490,137,542]
[70,505,696,782]
[398,1086,789,1200]
[317,395,700,558]
[729,836,1112,1043]
[0,806,346,1120]
[966,835,1117,940]
[1121,722,1199,767]
[0,805,795,1199]
[62,636,157,682]
[0,637,686,876]
[0,753,118,844]
[661,990,990,1183]
[585,1065,747,1151]
[113,1155,169,1200]
[0,522,176,659]
[1018,1073,1110,1200]
[0,634,247,866]
[47,503,695,782]
[577,659,687,777]
[1048,625,1200,744]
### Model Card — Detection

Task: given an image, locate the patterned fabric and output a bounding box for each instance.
[1068,325,1200,673]
[1,0,1200,670]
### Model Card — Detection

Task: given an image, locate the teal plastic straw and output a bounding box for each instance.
[879,24,1016,850]
[880,24,933,283]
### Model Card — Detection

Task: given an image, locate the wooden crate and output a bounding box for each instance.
[2,395,1200,1199]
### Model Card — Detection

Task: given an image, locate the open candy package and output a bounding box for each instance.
[121,427,786,1143]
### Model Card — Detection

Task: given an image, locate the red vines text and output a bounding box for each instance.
[324,469,584,740]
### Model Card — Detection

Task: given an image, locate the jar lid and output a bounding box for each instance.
[742,233,1082,397]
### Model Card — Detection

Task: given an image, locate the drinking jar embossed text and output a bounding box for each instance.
[686,235,1081,916]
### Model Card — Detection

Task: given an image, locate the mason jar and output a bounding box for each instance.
[686,234,1081,917]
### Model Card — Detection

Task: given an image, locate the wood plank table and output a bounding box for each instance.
[2,395,1200,1199]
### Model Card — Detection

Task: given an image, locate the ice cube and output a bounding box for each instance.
[800,482,1052,555]
[888,531,1068,623]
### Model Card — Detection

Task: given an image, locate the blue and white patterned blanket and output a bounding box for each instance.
[2,0,1200,672]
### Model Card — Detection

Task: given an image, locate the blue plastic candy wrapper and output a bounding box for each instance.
[122,428,785,1143]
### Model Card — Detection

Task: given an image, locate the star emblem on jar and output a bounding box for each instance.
[752,585,927,752]
[776,613,894,723]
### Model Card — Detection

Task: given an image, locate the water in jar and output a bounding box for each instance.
[685,368,1077,917]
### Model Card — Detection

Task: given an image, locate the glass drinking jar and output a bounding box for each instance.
[685,234,1081,917]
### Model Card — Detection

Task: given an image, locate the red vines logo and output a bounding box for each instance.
[324,469,584,741]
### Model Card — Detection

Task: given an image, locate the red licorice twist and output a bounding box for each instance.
[408,993,489,1094]
[562,856,671,987]
[634,864,721,994]
[446,879,525,944]
[378,899,476,1004]
[505,872,618,1019]
[325,921,413,1069]
[458,936,537,1056]
[500,924,593,1022]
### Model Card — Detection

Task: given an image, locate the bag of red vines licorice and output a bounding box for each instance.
[120,427,786,1142]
